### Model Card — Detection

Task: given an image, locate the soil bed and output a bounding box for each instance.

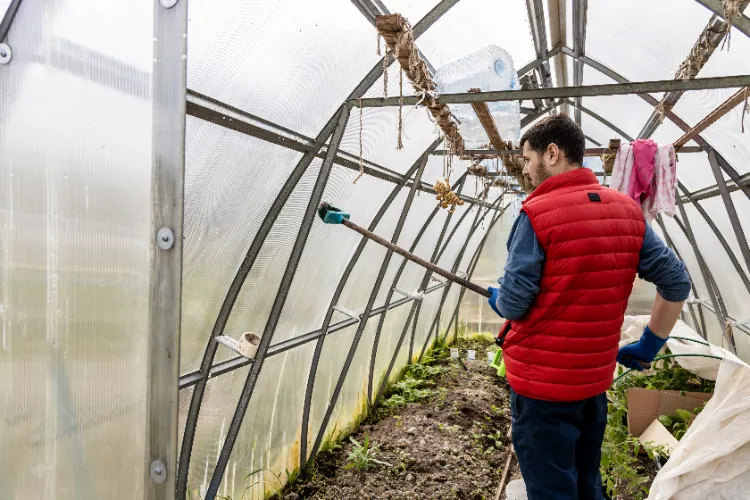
[278,337,519,500]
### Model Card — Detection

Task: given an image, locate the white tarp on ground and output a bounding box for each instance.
[620,316,750,500]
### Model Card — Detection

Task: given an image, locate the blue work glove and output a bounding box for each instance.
[616,325,667,371]
[487,287,502,317]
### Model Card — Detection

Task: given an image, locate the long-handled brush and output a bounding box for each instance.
[318,202,491,298]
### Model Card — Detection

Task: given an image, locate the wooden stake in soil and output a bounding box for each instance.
[494,426,515,500]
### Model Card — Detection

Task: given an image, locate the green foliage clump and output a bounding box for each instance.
[345,434,392,471]
[601,354,715,499]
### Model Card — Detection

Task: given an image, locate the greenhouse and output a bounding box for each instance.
[1,0,750,499]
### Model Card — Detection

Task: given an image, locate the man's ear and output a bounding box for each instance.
[546,143,560,166]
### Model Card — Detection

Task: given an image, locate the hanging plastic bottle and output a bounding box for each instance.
[435,45,522,149]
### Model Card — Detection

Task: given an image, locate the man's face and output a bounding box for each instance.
[522,142,552,188]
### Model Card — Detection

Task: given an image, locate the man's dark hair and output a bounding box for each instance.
[519,114,585,165]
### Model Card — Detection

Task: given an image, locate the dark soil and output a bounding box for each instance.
[278,337,520,500]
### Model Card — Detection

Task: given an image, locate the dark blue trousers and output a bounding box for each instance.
[510,389,608,500]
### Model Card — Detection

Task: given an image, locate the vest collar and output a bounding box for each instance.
[522,168,599,205]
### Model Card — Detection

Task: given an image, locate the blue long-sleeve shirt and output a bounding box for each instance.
[493,212,692,320]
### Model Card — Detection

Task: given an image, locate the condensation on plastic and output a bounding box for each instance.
[186,0,380,137]
[0,0,153,498]
[180,117,306,372]
[586,0,710,83]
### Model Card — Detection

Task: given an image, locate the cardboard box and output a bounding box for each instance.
[627,388,713,451]
[639,419,679,454]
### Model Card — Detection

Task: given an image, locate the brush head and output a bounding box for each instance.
[318,202,350,224]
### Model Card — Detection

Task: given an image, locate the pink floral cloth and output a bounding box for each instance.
[610,141,677,223]
[627,139,658,203]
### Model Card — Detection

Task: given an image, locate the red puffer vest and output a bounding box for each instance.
[500,168,645,402]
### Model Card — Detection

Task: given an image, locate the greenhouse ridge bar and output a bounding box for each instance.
[350,75,750,107]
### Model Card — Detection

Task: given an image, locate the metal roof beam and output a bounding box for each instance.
[693,0,750,38]
[351,74,750,107]
[680,172,750,202]
[525,0,555,111]
[572,0,588,125]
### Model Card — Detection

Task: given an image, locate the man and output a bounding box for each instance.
[487,114,691,500]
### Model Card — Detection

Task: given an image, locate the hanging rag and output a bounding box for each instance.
[642,144,677,222]
[609,142,633,193]
[627,139,658,203]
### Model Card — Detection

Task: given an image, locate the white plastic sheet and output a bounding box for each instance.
[620,316,750,499]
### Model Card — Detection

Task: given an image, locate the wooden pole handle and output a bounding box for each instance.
[341,219,491,298]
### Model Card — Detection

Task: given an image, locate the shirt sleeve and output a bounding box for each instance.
[494,212,545,320]
[638,222,692,302]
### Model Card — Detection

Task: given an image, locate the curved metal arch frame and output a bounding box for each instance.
[176,6,750,496]
[365,178,469,405]
[176,2,463,496]
[655,215,707,337]
[300,144,445,466]
[414,200,505,363]
[373,194,511,406]
[305,177,509,464]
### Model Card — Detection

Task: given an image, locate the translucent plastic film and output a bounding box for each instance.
[0,1,155,498]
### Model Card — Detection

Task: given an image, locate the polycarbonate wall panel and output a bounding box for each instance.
[217,344,315,499]
[183,366,249,498]
[0,1,154,498]
[680,204,750,321]
[416,0,535,70]
[693,194,750,278]
[271,166,398,345]
[673,88,750,178]
[181,117,305,372]
[206,161,315,367]
[309,319,378,448]
[586,0,709,82]
[187,0,380,136]
[411,291,442,360]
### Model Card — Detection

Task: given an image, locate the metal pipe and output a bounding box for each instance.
[572,0,588,125]
[178,283,448,390]
[0,0,23,42]
[350,75,750,107]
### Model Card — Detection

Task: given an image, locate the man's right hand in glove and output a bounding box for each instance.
[616,325,667,371]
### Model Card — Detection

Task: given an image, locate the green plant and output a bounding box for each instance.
[345,434,392,470]
[658,402,706,440]
[602,355,715,498]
